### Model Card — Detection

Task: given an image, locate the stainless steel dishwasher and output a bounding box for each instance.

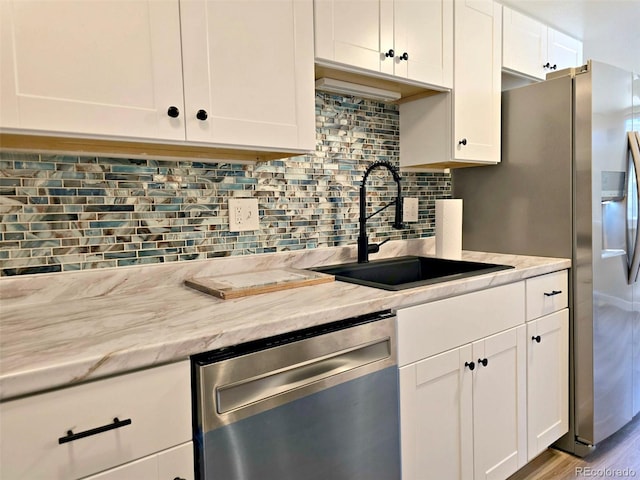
[192,310,400,480]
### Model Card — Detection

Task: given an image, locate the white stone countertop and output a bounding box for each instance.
[0,239,570,401]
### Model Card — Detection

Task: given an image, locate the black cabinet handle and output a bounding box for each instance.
[58,417,132,444]
[544,290,562,297]
[551,64,557,70]
[399,52,409,61]
[532,335,542,343]
[196,109,208,121]
[478,358,488,367]
[543,62,558,70]
[458,138,467,146]
[465,361,475,371]
[167,106,180,118]
[385,49,395,58]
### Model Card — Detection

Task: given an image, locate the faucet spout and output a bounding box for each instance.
[358,161,404,263]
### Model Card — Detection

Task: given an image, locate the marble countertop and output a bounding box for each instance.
[0,239,570,401]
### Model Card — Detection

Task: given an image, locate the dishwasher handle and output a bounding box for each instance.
[216,338,391,414]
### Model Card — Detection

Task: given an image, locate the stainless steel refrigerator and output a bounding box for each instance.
[453,60,640,456]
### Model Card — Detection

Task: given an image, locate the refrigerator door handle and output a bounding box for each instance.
[627,131,640,284]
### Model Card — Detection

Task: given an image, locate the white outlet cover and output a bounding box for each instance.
[228,198,260,232]
[403,197,419,223]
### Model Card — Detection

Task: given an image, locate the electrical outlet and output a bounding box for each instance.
[228,198,260,232]
[403,197,419,223]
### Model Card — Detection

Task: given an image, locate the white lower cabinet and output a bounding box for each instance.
[397,281,527,480]
[527,309,569,460]
[399,345,473,480]
[472,326,527,480]
[399,325,526,480]
[0,361,192,480]
[398,271,570,480]
[85,442,194,480]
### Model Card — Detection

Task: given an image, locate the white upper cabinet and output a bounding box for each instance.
[314,0,453,88]
[547,28,583,73]
[453,0,502,164]
[502,6,583,80]
[315,0,384,73]
[391,0,453,87]
[0,0,185,140]
[400,0,501,168]
[0,0,315,155]
[180,0,315,150]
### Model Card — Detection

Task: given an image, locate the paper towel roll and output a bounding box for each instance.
[435,199,462,259]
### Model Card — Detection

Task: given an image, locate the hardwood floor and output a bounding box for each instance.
[508,415,640,479]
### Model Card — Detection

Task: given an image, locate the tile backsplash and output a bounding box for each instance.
[0,93,451,276]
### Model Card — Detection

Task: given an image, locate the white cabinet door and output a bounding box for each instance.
[472,325,527,480]
[453,0,502,163]
[502,6,583,80]
[502,6,547,79]
[547,28,584,72]
[314,0,388,73]
[399,345,473,480]
[314,0,452,89]
[394,0,453,87]
[0,0,185,140]
[527,309,569,460]
[180,0,315,150]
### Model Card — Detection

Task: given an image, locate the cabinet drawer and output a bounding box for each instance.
[526,270,568,321]
[85,442,194,480]
[396,282,525,366]
[0,361,191,480]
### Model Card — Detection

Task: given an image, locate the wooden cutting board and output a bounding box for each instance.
[184,268,334,300]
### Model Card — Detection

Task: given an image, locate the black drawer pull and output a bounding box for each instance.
[478,358,488,367]
[58,417,132,444]
[465,361,475,371]
[544,290,562,297]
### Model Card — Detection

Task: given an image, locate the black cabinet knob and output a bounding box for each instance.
[478,358,488,367]
[551,64,557,70]
[399,52,409,61]
[167,106,180,118]
[465,361,475,371]
[458,138,467,146]
[532,335,542,343]
[196,109,208,121]
[544,290,562,297]
[385,49,395,58]
[543,62,551,68]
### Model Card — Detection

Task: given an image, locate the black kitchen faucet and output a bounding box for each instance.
[358,161,404,263]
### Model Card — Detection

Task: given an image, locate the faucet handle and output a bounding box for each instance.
[368,238,392,254]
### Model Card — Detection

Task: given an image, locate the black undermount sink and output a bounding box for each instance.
[310,256,514,291]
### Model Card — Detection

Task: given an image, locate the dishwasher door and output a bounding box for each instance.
[192,311,400,480]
